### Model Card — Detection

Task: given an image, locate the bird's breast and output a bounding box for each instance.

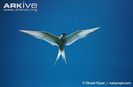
[57,38,66,50]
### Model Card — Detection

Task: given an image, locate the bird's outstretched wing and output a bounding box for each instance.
[66,27,100,46]
[20,30,59,46]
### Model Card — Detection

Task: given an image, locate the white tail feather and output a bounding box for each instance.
[55,49,67,65]
[62,50,67,64]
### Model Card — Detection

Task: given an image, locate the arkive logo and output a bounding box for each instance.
[3,1,38,12]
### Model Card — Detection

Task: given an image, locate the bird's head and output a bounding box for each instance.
[61,33,66,37]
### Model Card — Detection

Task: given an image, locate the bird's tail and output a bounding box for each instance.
[55,49,67,65]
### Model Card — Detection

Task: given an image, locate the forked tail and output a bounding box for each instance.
[55,49,67,65]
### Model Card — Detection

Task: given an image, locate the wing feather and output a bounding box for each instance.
[20,30,59,46]
[66,27,100,45]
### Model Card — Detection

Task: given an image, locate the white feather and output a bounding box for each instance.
[55,49,67,64]
[66,27,100,45]
[20,30,58,46]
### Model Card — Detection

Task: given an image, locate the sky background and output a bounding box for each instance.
[0,0,133,87]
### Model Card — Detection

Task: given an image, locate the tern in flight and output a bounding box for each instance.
[20,27,100,64]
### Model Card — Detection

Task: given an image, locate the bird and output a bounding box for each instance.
[19,27,100,64]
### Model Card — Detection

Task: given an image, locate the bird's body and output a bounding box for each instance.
[58,35,66,51]
[20,27,100,64]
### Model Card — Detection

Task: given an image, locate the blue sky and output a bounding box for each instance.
[0,0,133,87]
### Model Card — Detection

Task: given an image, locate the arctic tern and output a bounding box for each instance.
[20,27,100,64]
